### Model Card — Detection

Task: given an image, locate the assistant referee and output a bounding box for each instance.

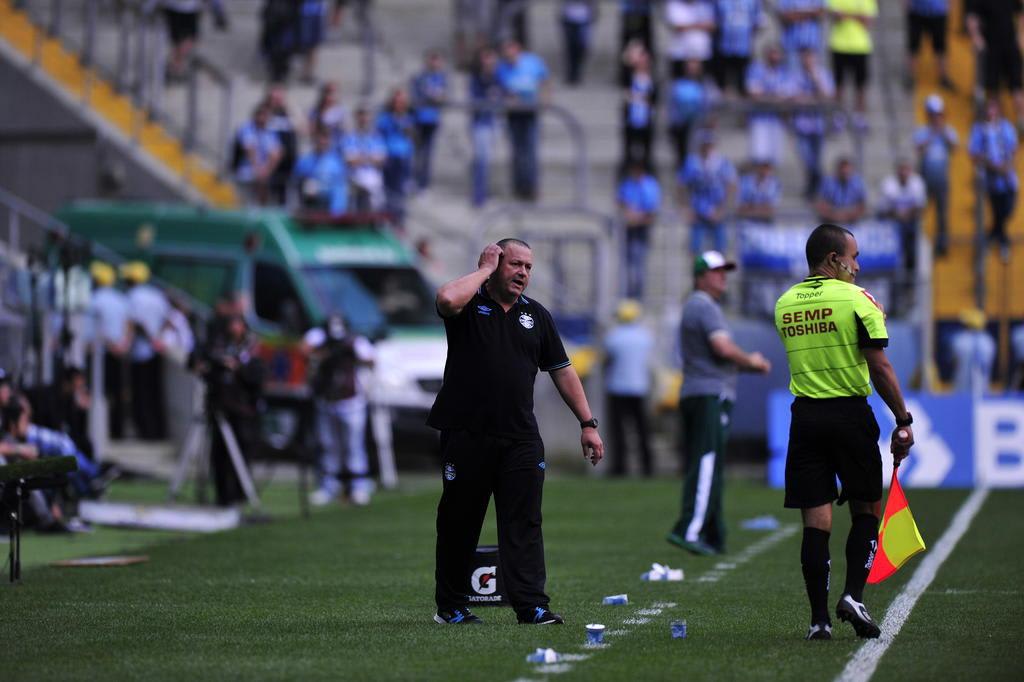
[775,223,914,642]
[428,239,604,626]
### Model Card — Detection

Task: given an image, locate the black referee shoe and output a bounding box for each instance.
[805,622,832,641]
[518,607,564,625]
[836,594,880,639]
[433,608,483,624]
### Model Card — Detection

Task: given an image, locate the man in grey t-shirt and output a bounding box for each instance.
[667,251,770,555]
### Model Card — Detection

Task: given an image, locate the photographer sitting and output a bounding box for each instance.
[302,314,376,507]
[192,314,264,507]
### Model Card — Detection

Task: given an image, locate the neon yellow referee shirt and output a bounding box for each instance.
[775,275,888,398]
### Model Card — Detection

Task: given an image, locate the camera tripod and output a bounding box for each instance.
[168,384,262,511]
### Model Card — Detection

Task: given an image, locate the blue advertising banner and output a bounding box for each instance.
[739,220,902,275]
[767,390,1024,488]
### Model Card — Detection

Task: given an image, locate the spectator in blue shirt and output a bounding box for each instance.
[969,98,1019,257]
[343,106,387,212]
[913,94,958,256]
[294,126,348,215]
[234,103,283,206]
[668,59,717,169]
[787,48,835,199]
[468,46,503,207]
[775,0,824,65]
[603,299,656,477]
[745,43,790,165]
[815,157,867,224]
[377,87,417,222]
[951,308,996,396]
[622,47,658,171]
[497,39,551,200]
[617,162,662,298]
[737,159,780,222]
[905,0,953,91]
[678,131,737,253]
[561,0,599,85]
[410,50,449,190]
[712,0,762,97]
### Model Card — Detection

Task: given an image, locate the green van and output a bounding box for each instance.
[57,202,447,429]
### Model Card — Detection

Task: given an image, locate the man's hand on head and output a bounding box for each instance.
[479,244,503,274]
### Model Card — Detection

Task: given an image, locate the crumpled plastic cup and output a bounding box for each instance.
[525,647,560,663]
[641,562,684,581]
[585,623,605,645]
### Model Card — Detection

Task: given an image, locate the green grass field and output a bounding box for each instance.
[2,476,1021,681]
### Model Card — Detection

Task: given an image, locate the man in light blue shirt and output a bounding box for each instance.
[913,94,958,256]
[603,299,656,476]
[410,50,449,189]
[713,0,762,96]
[88,261,131,440]
[497,39,551,200]
[294,126,348,215]
[678,131,737,254]
[968,98,1019,257]
[617,161,662,298]
[951,309,996,396]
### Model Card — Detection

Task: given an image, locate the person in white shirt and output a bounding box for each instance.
[303,314,376,506]
[665,0,716,77]
[87,262,132,440]
[121,261,171,440]
[879,158,927,275]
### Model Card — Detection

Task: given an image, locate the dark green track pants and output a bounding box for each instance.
[670,395,733,551]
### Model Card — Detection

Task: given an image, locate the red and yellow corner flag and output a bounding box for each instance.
[867,467,927,584]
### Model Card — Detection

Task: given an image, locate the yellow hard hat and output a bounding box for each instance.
[959,308,986,331]
[616,299,642,323]
[89,261,116,287]
[119,261,150,284]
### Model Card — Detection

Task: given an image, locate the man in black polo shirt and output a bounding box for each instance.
[429,238,604,626]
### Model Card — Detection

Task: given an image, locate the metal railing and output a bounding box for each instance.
[0,184,212,454]
[13,0,235,185]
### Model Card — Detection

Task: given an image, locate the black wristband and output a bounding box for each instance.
[895,412,913,428]
[580,417,599,430]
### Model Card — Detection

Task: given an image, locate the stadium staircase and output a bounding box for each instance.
[0,0,237,207]
[912,0,1024,323]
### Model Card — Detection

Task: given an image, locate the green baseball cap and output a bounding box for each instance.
[694,250,737,275]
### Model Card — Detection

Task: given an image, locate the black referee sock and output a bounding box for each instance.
[845,514,879,602]
[801,527,831,625]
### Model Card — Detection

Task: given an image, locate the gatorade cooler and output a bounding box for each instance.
[468,545,508,606]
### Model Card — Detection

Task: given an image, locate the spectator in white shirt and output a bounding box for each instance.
[879,158,927,275]
[87,261,132,440]
[665,0,716,78]
[121,261,171,440]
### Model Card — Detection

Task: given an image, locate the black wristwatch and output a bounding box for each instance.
[895,412,913,428]
[580,417,599,430]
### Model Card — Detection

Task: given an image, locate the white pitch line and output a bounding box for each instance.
[835,487,990,682]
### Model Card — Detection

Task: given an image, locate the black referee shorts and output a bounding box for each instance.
[784,396,882,509]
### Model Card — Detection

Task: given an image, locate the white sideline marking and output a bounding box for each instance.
[512,524,799,681]
[534,664,573,674]
[835,487,989,682]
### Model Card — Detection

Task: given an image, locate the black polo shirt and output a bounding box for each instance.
[427,287,571,440]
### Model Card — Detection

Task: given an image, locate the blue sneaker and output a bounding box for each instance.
[433,608,483,624]
[518,607,564,625]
